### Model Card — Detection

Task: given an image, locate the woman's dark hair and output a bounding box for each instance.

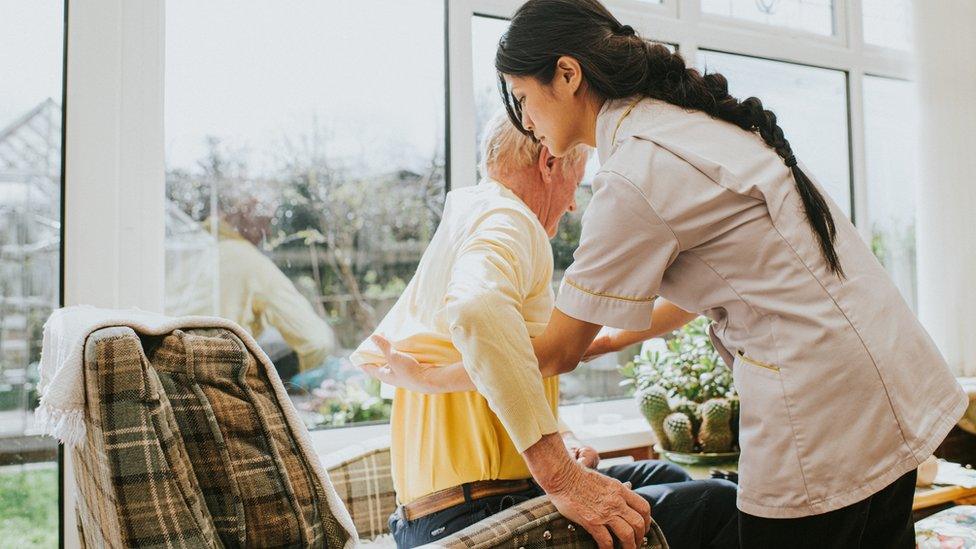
[496,0,844,277]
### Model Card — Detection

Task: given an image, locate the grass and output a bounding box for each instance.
[0,465,58,548]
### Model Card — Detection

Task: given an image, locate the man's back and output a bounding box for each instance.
[352,180,558,504]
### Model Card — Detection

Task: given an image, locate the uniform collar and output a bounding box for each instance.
[595,95,646,164]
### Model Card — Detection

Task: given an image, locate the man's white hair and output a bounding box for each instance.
[479,110,587,177]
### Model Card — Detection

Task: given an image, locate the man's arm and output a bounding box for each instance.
[445,213,650,549]
[441,211,561,453]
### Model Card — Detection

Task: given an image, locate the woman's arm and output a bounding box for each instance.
[579,299,698,363]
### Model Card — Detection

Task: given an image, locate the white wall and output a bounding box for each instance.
[914,0,976,376]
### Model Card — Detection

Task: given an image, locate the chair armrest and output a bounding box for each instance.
[325,444,397,541]
[424,495,668,549]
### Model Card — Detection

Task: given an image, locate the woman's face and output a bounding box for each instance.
[504,58,598,156]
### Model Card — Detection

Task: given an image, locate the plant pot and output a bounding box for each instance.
[653,443,739,466]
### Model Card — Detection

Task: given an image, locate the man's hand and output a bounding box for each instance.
[548,465,652,549]
[524,433,650,549]
[358,334,440,393]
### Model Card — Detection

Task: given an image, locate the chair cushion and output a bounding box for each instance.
[75,327,220,548]
[150,328,348,548]
[74,325,352,548]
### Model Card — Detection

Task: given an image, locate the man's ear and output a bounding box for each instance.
[538,146,556,183]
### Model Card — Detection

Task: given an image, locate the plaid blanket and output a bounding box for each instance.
[71,325,352,548]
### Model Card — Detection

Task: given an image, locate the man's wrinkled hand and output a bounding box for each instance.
[546,465,652,549]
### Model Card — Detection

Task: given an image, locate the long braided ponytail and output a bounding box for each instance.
[496,0,845,277]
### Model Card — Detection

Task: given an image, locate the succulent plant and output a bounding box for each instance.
[622,318,740,453]
[637,385,673,451]
[663,412,695,453]
[699,398,734,453]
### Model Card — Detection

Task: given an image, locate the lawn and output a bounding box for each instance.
[0,465,57,548]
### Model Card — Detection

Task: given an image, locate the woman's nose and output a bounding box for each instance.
[521,110,534,133]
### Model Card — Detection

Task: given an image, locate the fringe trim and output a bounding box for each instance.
[36,404,86,448]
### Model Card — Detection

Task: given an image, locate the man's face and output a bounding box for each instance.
[538,152,587,237]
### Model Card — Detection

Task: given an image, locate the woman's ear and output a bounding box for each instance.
[555,55,583,95]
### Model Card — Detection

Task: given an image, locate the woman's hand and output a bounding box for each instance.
[358,334,442,393]
[581,328,617,362]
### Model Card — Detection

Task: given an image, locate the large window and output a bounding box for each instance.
[698,50,852,217]
[92,0,915,433]
[164,0,445,429]
[864,76,918,309]
[0,1,64,546]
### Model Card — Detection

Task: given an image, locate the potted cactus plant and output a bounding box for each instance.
[619,317,739,465]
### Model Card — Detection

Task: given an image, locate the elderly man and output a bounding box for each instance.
[353,112,737,549]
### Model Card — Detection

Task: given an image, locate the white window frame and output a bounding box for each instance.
[60,2,915,544]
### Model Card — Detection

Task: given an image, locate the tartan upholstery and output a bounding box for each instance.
[74,326,220,548]
[74,325,351,548]
[326,446,397,541]
[428,495,669,549]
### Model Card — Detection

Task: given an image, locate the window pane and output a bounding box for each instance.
[0,1,63,546]
[702,0,834,36]
[165,1,445,429]
[864,76,917,309]
[698,50,852,217]
[862,0,913,50]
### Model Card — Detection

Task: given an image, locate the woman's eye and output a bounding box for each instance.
[518,96,526,107]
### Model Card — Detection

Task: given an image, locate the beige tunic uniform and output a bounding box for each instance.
[556,96,967,519]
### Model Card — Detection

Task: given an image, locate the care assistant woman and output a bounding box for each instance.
[369,0,967,546]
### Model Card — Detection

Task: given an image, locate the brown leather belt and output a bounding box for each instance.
[399,479,536,521]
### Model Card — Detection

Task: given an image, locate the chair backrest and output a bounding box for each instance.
[72,325,352,548]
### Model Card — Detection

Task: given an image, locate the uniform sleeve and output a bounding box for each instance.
[251,252,336,372]
[444,210,559,453]
[556,169,679,331]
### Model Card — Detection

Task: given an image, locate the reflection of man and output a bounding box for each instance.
[353,112,736,548]
[166,196,335,377]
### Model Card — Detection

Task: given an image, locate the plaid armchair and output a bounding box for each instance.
[325,444,669,548]
[72,325,353,548]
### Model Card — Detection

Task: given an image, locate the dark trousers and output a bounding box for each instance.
[738,469,917,549]
[389,460,739,549]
